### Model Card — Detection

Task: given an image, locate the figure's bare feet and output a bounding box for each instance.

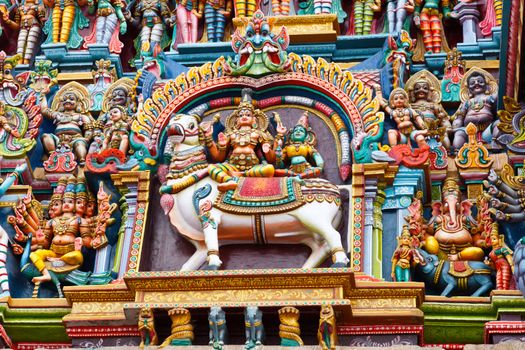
[32,270,51,283]
[218,180,238,191]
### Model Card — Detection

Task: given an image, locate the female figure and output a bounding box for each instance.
[203,0,231,42]
[391,225,420,281]
[275,111,324,179]
[2,0,46,64]
[101,105,130,154]
[413,0,454,53]
[485,223,516,290]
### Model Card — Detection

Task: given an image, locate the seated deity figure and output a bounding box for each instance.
[30,178,88,284]
[101,105,130,154]
[41,82,94,165]
[452,68,498,150]
[275,111,324,179]
[378,87,428,148]
[200,89,285,191]
[406,70,452,149]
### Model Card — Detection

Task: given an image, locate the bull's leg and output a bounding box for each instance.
[471,277,494,297]
[441,282,456,297]
[292,205,349,267]
[180,241,208,271]
[201,209,222,270]
[302,238,330,268]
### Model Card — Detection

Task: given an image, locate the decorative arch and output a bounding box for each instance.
[131,54,384,177]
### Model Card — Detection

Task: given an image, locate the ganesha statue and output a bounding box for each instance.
[424,178,485,261]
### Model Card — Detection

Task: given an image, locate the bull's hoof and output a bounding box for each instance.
[331,262,348,268]
[203,264,220,271]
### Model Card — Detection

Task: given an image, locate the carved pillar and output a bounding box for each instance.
[381,166,427,280]
[110,171,151,279]
[454,1,481,44]
[455,123,494,200]
[350,164,396,273]
[371,188,385,279]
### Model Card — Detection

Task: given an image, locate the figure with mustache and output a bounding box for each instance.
[452,69,498,150]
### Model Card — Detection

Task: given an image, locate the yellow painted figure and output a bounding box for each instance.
[201,89,285,191]
[43,0,89,48]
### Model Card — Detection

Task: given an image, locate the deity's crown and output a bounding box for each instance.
[238,88,255,111]
[296,111,310,130]
[87,189,96,204]
[50,176,68,202]
[63,177,77,199]
[442,178,460,194]
[400,225,411,238]
[75,177,88,200]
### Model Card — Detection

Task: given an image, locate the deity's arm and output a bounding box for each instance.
[260,131,277,163]
[112,0,126,23]
[452,101,468,128]
[412,110,427,130]
[311,147,324,170]
[2,8,20,30]
[37,5,47,22]
[206,134,228,162]
[503,247,514,271]
[196,0,205,17]
[79,218,93,248]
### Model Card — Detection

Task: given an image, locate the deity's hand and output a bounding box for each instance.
[448,253,458,261]
[11,243,23,255]
[276,123,287,136]
[200,121,213,138]
[484,257,490,266]
[219,9,230,16]
[262,143,271,154]
[404,0,414,12]
[120,21,127,34]
[217,132,227,147]
[391,272,395,281]
[1,12,8,21]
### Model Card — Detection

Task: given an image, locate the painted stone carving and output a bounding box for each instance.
[278,307,303,346]
[244,306,264,350]
[83,0,127,53]
[160,113,349,270]
[138,307,158,348]
[41,82,94,168]
[452,67,498,150]
[209,307,228,349]
[318,305,336,350]
[224,10,290,77]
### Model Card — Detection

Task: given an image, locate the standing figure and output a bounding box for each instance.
[378,87,428,148]
[452,68,498,149]
[1,0,46,64]
[203,0,231,42]
[353,0,381,35]
[391,225,421,282]
[485,223,516,290]
[413,0,454,53]
[43,0,90,48]
[127,0,174,57]
[386,0,413,34]
[175,0,199,43]
[83,0,127,53]
[275,111,324,179]
[41,82,94,165]
[405,70,451,149]
[200,89,285,191]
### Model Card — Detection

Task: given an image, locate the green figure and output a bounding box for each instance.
[353,0,381,35]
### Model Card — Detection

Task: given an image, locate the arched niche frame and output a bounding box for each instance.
[131,54,385,182]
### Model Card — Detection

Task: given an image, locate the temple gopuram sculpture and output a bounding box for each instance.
[0,5,523,349]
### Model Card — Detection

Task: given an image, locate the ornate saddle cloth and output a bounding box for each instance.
[447,261,474,278]
[45,261,80,274]
[215,177,305,215]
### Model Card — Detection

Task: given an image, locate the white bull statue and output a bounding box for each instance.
[159,113,349,270]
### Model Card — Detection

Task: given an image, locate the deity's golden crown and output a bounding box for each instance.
[400,225,411,238]
[442,178,460,194]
